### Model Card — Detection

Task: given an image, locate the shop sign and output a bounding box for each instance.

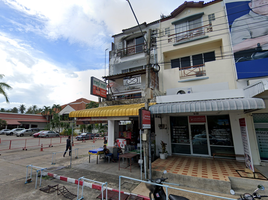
[90,76,107,98]
[239,118,254,172]
[139,109,151,129]
[189,116,206,123]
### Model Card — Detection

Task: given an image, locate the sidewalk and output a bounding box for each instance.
[0,138,267,199]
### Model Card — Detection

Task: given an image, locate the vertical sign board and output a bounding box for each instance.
[239,118,254,172]
[139,109,151,129]
[90,77,107,98]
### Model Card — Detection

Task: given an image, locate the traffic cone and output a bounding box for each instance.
[40,144,43,151]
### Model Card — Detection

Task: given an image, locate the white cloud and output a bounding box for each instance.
[3,0,183,47]
[0,33,100,110]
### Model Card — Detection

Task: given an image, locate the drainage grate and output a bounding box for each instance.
[57,185,77,200]
[39,184,59,193]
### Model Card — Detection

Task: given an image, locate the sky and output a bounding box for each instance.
[0,0,202,111]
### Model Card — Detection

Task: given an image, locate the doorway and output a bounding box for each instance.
[190,124,209,155]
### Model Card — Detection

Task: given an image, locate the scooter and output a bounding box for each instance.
[145,170,189,200]
[238,185,268,200]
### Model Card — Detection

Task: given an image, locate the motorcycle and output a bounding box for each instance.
[238,185,268,200]
[145,170,189,200]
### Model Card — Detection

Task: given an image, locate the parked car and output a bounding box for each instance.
[5,128,25,136]
[29,128,40,133]
[94,133,100,137]
[0,129,10,135]
[76,132,94,141]
[33,130,46,138]
[39,131,59,138]
[16,129,34,137]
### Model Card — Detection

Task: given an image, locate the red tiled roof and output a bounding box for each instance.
[0,113,47,125]
[60,98,96,112]
[161,0,223,22]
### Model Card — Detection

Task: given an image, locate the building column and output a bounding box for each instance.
[108,120,115,148]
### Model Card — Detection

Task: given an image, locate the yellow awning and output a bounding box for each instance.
[69,103,155,118]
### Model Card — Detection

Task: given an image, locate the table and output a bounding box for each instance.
[118,153,139,172]
[88,147,104,164]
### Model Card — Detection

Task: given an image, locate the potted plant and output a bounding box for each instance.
[159,141,168,159]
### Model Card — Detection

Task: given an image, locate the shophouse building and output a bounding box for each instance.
[70,0,268,168]
[149,0,267,168]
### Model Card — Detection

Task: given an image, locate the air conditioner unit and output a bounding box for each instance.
[177,88,193,95]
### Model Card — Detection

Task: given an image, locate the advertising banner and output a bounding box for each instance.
[239,118,254,172]
[90,77,107,98]
[139,109,151,129]
[225,0,268,79]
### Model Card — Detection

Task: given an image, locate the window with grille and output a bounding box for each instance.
[171,51,215,69]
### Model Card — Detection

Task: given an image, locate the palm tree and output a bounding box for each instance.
[19,104,26,114]
[52,104,62,114]
[0,74,12,103]
[41,106,50,122]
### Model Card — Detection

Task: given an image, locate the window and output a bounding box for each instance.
[171,51,215,69]
[122,69,128,73]
[208,13,215,23]
[165,27,170,36]
[126,36,144,55]
[175,17,203,41]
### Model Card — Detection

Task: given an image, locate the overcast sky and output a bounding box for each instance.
[0,0,209,111]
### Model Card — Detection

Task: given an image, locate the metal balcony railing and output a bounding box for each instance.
[179,64,206,78]
[168,24,213,44]
[116,43,146,57]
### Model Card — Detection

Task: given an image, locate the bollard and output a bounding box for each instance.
[0,138,1,144]
[72,141,74,146]
[40,144,43,151]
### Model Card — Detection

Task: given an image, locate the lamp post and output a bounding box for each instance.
[105,48,109,81]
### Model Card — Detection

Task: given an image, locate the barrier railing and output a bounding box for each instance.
[118,176,237,200]
[77,176,108,200]
[25,164,47,189]
[0,136,89,152]
[51,145,95,165]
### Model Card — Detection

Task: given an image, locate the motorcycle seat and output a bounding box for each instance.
[169,194,189,200]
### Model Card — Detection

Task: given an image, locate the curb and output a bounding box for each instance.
[43,172,150,200]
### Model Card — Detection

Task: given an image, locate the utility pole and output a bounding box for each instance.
[126,0,152,179]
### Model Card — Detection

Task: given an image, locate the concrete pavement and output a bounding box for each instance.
[0,137,267,199]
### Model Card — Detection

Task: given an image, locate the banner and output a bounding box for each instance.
[225,0,268,79]
[239,118,254,172]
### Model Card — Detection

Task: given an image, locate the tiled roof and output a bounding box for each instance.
[60,98,96,112]
[0,113,47,124]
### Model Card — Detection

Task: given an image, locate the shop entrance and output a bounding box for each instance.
[190,124,209,155]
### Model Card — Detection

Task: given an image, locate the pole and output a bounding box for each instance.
[70,118,74,168]
[105,48,108,81]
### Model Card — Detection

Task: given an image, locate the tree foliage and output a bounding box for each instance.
[0,74,12,103]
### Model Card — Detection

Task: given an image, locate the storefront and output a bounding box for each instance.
[69,103,155,149]
[170,115,234,157]
[149,98,265,162]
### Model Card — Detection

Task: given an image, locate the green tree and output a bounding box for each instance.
[52,104,62,114]
[0,108,5,112]
[86,102,99,109]
[0,119,7,129]
[41,106,51,122]
[19,104,26,114]
[0,74,12,103]
[11,107,18,113]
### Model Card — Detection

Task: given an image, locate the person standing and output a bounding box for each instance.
[63,136,71,157]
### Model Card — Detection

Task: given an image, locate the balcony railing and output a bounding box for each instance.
[168,24,213,44]
[179,64,206,79]
[116,43,146,57]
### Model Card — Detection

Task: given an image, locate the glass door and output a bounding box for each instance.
[190,124,209,155]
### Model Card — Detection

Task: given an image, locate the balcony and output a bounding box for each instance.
[168,24,213,45]
[116,43,146,57]
[179,64,206,79]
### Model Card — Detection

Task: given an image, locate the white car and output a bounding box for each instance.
[0,129,10,135]
[16,129,34,137]
[5,128,25,136]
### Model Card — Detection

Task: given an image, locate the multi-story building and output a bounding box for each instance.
[149,0,267,167]
[70,0,268,168]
